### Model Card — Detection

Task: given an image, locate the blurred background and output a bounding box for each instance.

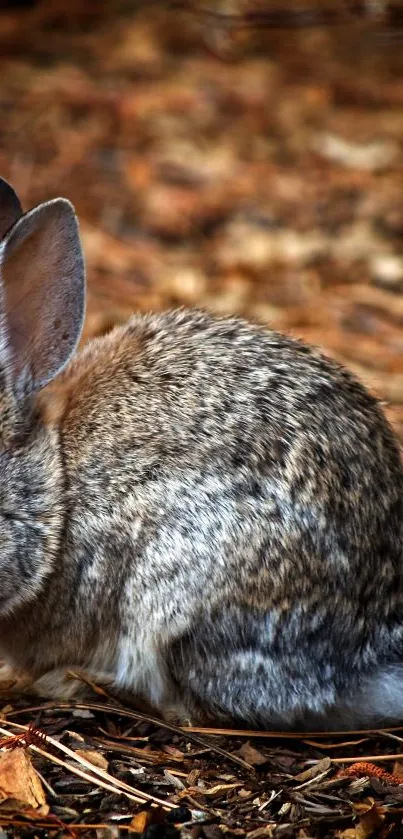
[1,1,403,436]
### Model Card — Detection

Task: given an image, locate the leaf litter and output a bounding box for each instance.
[0,694,401,837]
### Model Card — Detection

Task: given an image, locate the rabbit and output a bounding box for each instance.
[0,175,403,730]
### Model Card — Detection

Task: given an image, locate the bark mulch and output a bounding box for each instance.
[2,688,403,838]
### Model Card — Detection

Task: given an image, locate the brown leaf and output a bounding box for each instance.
[130,807,166,832]
[130,810,153,833]
[237,742,268,766]
[238,788,253,799]
[356,809,385,839]
[353,798,381,815]
[75,749,108,771]
[199,782,243,797]
[353,799,385,839]
[293,757,331,783]
[164,770,185,790]
[186,769,201,785]
[162,745,185,761]
[0,750,47,812]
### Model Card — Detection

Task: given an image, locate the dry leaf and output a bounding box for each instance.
[0,706,13,717]
[164,770,185,790]
[75,749,108,771]
[0,750,47,812]
[130,807,166,832]
[130,810,153,833]
[354,799,381,815]
[356,808,385,839]
[186,769,201,785]
[238,788,253,799]
[293,757,331,783]
[238,742,268,766]
[162,745,185,761]
[200,782,243,797]
[353,799,385,839]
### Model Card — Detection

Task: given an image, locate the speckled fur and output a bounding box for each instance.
[1,179,403,729]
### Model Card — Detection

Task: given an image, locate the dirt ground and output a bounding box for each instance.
[1,1,403,836]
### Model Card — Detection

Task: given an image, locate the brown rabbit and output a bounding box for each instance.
[0,175,403,729]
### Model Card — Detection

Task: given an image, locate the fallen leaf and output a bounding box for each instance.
[354,798,382,815]
[353,799,385,839]
[238,742,268,766]
[199,782,243,797]
[186,769,201,785]
[356,809,385,839]
[162,745,185,761]
[293,757,331,782]
[164,770,185,790]
[0,750,47,812]
[0,706,13,717]
[75,749,108,771]
[130,810,153,833]
[238,788,253,799]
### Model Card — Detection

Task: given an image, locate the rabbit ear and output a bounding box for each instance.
[0,198,85,393]
[0,177,23,240]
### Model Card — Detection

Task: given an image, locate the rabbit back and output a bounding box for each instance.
[43,309,403,727]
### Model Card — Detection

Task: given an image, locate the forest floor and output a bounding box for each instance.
[1,1,403,836]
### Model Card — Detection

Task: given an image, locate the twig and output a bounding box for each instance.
[303,738,369,749]
[0,722,175,810]
[6,701,254,771]
[331,753,403,764]
[377,730,403,745]
[182,725,403,738]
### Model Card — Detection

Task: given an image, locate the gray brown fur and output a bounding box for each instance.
[0,176,403,729]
